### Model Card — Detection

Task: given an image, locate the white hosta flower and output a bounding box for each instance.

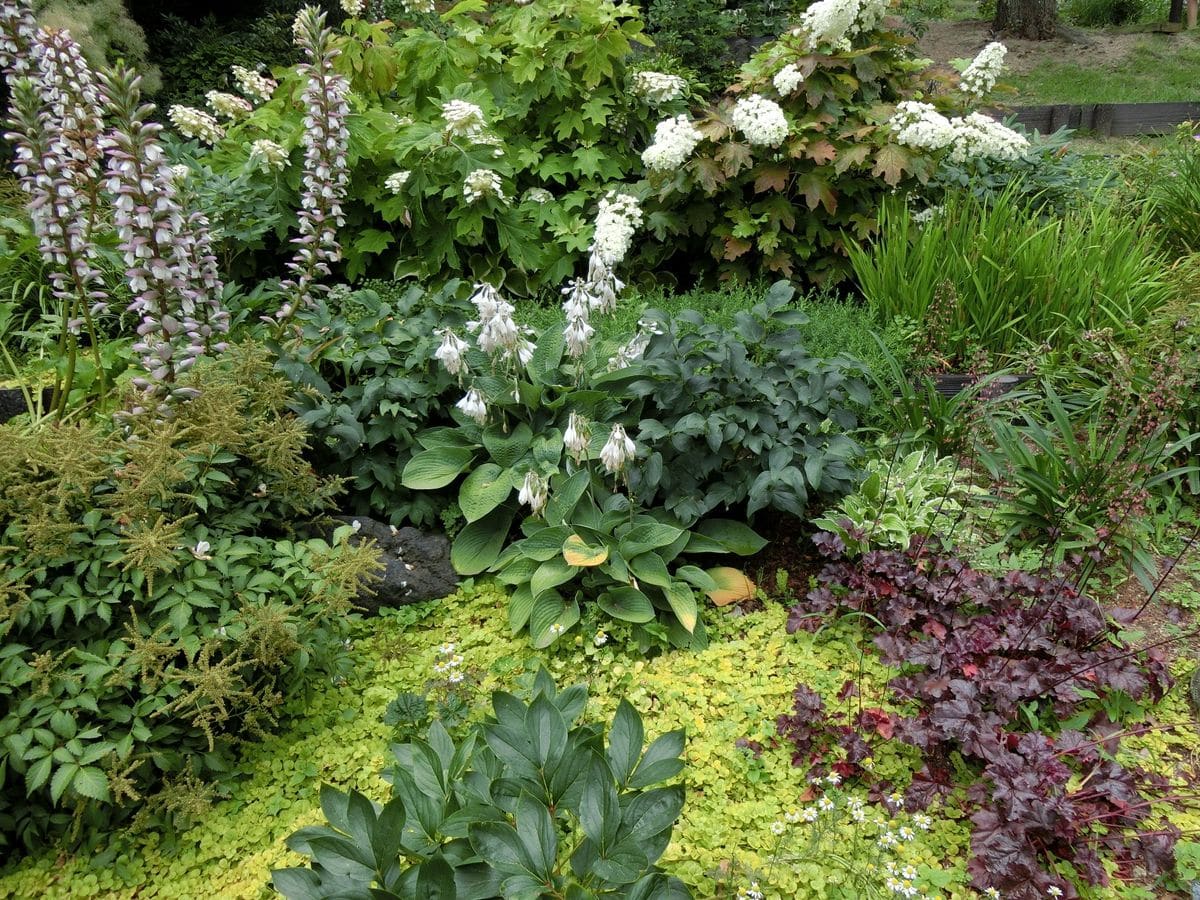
[456,387,487,424]
[773,63,805,95]
[563,412,591,461]
[341,0,365,15]
[731,94,789,147]
[631,70,687,104]
[463,168,506,204]
[960,41,1007,98]
[609,318,661,369]
[585,251,625,313]
[191,540,212,560]
[249,138,288,172]
[522,187,553,204]
[600,424,636,474]
[442,99,486,137]
[518,471,549,515]
[562,278,595,359]
[434,327,469,376]
[205,89,253,121]
[947,112,1029,163]
[889,100,956,152]
[466,282,520,355]
[170,164,190,183]
[169,105,224,144]
[385,170,411,193]
[591,191,643,266]
[231,64,278,103]
[642,114,703,171]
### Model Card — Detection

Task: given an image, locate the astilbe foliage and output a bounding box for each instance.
[100,66,229,411]
[783,538,1176,897]
[278,6,350,320]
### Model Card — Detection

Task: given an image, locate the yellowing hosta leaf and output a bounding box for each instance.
[705,567,756,607]
[562,534,608,567]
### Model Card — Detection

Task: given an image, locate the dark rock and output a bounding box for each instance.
[0,387,54,424]
[332,515,460,614]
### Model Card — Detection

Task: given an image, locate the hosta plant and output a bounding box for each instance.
[811,446,983,556]
[272,669,691,899]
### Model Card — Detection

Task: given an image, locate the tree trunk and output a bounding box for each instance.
[993,0,1059,39]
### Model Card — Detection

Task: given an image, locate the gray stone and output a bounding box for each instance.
[333,515,460,614]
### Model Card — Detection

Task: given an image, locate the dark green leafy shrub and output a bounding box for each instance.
[0,347,380,852]
[272,281,469,526]
[272,669,690,899]
[627,282,872,522]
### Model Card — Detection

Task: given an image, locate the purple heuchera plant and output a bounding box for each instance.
[100,66,229,409]
[277,6,350,321]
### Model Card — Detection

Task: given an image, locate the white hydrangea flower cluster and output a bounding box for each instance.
[248,138,288,171]
[400,0,436,12]
[591,191,643,266]
[947,111,1029,162]
[384,170,411,193]
[960,41,1007,98]
[463,167,506,204]
[522,187,553,204]
[205,89,252,120]
[442,99,486,137]
[631,70,687,104]
[795,0,888,50]
[889,101,956,151]
[773,63,805,95]
[340,0,364,16]
[168,104,224,144]
[889,101,1029,163]
[641,114,703,171]
[231,64,277,103]
[731,94,789,147]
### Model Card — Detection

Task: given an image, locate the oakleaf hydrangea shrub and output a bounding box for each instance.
[273,669,691,899]
[626,281,872,523]
[193,0,688,295]
[784,538,1177,897]
[0,348,380,852]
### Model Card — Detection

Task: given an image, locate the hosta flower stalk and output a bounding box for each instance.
[279,6,350,320]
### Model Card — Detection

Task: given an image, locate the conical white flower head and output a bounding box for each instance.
[434,327,469,376]
[456,387,487,425]
[600,424,636,474]
[518,471,549,516]
[563,412,590,461]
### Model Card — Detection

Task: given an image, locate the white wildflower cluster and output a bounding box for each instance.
[731,94,789,147]
[631,70,687,104]
[795,0,889,50]
[442,98,486,138]
[169,104,224,144]
[231,64,277,103]
[735,884,765,900]
[205,89,252,121]
[591,191,642,266]
[518,471,549,516]
[384,170,411,194]
[432,642,464,683]
[910,204,942,225]
[883,860,922,898]
[463,167,506,204]
[340,0,364,15]
[642,114,703,172]
[960,41,1007,99]
[889,101,1029,163]
[248,138,288,172]
[593,630,608,647]
[773,62,805,95]
[522,187,553,204]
